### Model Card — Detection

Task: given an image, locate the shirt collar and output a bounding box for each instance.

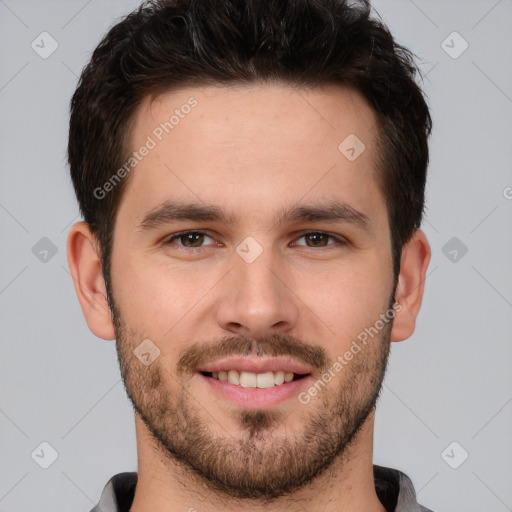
[91,465,432,512]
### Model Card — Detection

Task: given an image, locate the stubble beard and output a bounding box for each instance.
[112,300,392,501]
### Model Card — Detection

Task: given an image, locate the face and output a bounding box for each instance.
[109,83,396,499]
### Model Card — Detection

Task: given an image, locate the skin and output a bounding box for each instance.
[67,83,431,512]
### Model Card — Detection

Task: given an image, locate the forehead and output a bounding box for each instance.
[134,82,378,152]
[118,83,385,231]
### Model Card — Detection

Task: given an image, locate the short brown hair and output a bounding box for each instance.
[68,0,432,305]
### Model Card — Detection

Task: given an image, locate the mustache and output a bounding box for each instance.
[177,333,330,375]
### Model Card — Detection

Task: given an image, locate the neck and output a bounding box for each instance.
[129,412,386,512]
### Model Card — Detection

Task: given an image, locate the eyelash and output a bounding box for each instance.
[163,231,347,250]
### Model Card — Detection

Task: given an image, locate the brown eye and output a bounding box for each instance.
[181,232,204,247]
[295,232,341,248]
[304,233,330,247]
[165,231,214,248]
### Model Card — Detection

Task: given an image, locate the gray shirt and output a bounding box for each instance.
[90,465,434,512]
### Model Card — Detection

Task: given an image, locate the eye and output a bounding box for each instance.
[293,232,345,248]
[163,230,346,250]
[164,231,216,248]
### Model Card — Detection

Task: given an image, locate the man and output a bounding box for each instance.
[66,0,433,510]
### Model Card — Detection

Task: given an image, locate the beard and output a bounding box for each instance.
[111,296,394,502]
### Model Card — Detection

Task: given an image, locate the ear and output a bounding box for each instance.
[66,221,115,340]
[390,229,431,342]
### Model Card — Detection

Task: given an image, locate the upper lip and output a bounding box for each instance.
[197,357,313,375]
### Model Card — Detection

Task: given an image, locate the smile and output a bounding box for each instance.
[201,370,308,388]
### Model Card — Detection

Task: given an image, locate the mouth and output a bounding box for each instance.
[200,370,309,388]
[196,357,314,409]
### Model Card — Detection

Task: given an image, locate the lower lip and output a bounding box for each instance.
[198,373,312,409]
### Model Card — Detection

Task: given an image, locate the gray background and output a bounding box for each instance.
[1,0,511,510]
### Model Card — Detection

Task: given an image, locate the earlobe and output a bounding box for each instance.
[66,221,116,340]
[390,229,431,342]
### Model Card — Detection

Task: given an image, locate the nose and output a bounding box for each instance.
[215,245,300,339]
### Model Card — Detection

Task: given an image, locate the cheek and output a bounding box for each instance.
[111,254,219,334]
[300,259,393,342]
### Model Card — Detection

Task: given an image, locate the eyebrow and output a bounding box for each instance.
[137,199,372,233]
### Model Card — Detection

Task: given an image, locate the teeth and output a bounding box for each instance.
[208,370,298,388]
[240,371,257,387]
[227,369,240,385]
[256,372,274,388]
[274,371,285,385]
